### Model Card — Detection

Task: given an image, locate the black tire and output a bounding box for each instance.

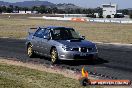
[50,48,59,64]
[27,44,35,58]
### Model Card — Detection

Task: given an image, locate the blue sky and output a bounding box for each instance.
[1,0,132,9]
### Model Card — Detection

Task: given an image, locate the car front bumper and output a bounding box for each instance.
[58,51,98,60]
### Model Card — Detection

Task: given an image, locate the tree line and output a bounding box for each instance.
[118,9,132,18]
[0,5,132,18]
[0,5,102,14]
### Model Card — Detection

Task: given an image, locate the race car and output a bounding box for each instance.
[26,26,98,64]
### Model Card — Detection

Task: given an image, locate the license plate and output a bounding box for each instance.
[80,53,87,56]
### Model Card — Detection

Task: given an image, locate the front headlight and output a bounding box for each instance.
[62,45,72,51]
[93,45,98,52]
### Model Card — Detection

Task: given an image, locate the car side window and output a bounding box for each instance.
[34,28,40,37]
[34,28,45,38]
[43,29,50,37]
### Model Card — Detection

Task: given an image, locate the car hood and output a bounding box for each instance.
[55,40,95,47]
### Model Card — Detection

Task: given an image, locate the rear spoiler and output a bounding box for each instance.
[28,27,37,35]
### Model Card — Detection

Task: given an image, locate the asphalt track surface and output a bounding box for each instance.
[0,38,132,80]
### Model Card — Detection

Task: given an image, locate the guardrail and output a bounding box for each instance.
[41,16,132,24]
[88,18,132,24]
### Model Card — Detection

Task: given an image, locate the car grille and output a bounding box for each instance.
[72,47,93,52]
[72,48,79,51]
[88,48,92,51]
[81,47,87,52]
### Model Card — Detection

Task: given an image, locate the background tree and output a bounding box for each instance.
[95,7,103,17]
[118,9,129,15]
[1,6,7,13]
[129,11,132,19]
[22,7,29,13]
[14,6,20,13]
[122,9,129,15]
[52,7,58,14]
[0,6,2,13]
[74,8,82,14]
[46,7,52,14]
[37,5,46,14]
[6,5,14,13]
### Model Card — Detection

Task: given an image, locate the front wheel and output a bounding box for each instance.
[27,44,35,58]
[50,48,59,64]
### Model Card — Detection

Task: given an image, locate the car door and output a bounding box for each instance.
[40,29,52,56]
[32,28,44,53]
[31,28,40,51]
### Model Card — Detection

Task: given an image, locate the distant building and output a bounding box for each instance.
[13,10,38,14]
[102,3,117,18]
[19,11,32,14]
[94,13,99,18]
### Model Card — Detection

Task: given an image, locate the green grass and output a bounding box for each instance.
[0,63,90,88]
[0,14,132,43]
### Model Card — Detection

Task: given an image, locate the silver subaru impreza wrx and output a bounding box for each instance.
[26,26,98,64]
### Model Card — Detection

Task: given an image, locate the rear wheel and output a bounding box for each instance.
[27,44,35,58]
[51,48,59,64]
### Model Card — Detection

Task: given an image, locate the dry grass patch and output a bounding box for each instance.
[0,16,132,43]
[0,60,82,88]
[0,58,103,88]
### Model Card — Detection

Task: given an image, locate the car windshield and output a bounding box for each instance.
[51,28,82,40]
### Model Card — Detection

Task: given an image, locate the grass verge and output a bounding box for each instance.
[0,14,132,43]
[0,58,104,88]
[0,63,84,88]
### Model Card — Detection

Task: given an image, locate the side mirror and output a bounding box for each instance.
[82,36,85,40]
